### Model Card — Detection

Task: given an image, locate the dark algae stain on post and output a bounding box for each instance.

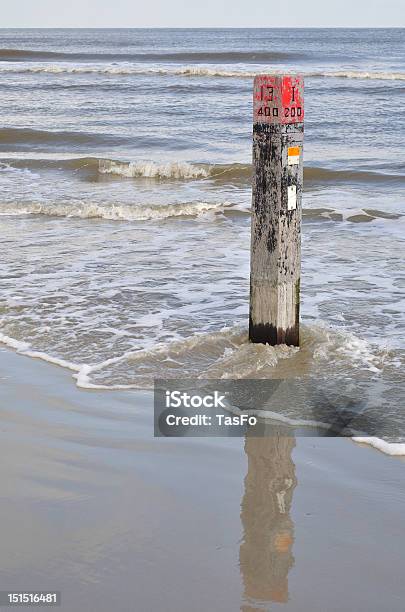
[250,76,304,346]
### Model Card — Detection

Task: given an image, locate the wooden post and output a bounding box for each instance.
[249,75,304,346]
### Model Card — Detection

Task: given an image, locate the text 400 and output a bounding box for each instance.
[257,106,303,118]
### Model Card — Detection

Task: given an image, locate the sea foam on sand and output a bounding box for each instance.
[1,323,404,457]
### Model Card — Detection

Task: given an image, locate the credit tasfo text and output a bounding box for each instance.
[164,391,257,427]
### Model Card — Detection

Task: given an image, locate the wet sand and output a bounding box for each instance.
[0,346,405,612]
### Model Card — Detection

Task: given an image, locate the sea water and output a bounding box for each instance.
[0,28,404,452]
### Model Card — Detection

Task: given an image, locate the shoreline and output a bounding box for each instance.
[1,344,405,610]
[1,338,404,456]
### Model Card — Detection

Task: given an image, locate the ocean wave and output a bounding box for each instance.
[322,70,405,81]
[0,127,127,148]
[5,156,403,188]
[301,207,403,223]
[304,166,405,185]
[0,199,231,221]
[74,325,296,388]
[0,65,256,76]
[0,63,404,81]
[0,156,251,184]
[0,157,101,173]
[98,159,252,183]
[98,159,405,188]
[99,159,209,179]
[168,68,405,81]
[79,322,388,386]
[0,48,74,61]
[0,154,405,202]
[2,197,400,225]
[0,48,297,63]
[96,159,405,186]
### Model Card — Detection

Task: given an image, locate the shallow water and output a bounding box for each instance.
[0,29,404,446]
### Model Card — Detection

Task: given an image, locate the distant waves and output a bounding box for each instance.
[0,48,304,63]
[0,61,404,81]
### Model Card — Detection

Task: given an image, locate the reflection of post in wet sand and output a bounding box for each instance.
[240,432,297,610]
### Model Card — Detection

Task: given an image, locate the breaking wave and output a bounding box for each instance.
[97,159,252,183]
[18,156,402,187]
[2,197,401,224]
[99,158,209,179]
[3,156,404,190]
[0,199,231,221]
[321,70,405,81]
[100,159,405,186]
[0,63,404,81]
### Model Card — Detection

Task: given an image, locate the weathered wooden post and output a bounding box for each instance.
[249,75,304,346]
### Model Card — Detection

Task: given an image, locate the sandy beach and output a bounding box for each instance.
[0,25,404,611]
[1,345,404,611]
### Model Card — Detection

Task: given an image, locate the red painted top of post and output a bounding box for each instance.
[253,75,304,125]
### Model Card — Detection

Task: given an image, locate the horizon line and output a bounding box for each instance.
[0,26,404,30]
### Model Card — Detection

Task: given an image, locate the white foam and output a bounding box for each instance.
[73,363,134,389]
[0,64,254,77]
[0,332,31,353]
[0,200,228,221]
[0,332,80,372]
[322,70,405,81]
[2,328,404,458]
[0,64,404,81]
[22,349,81,372]
[226,404,405,456]
[312,323,382,373]
[99,159,208,179]
[352,437,405,456]
[73,348,148,389]
[74,325,249,389]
